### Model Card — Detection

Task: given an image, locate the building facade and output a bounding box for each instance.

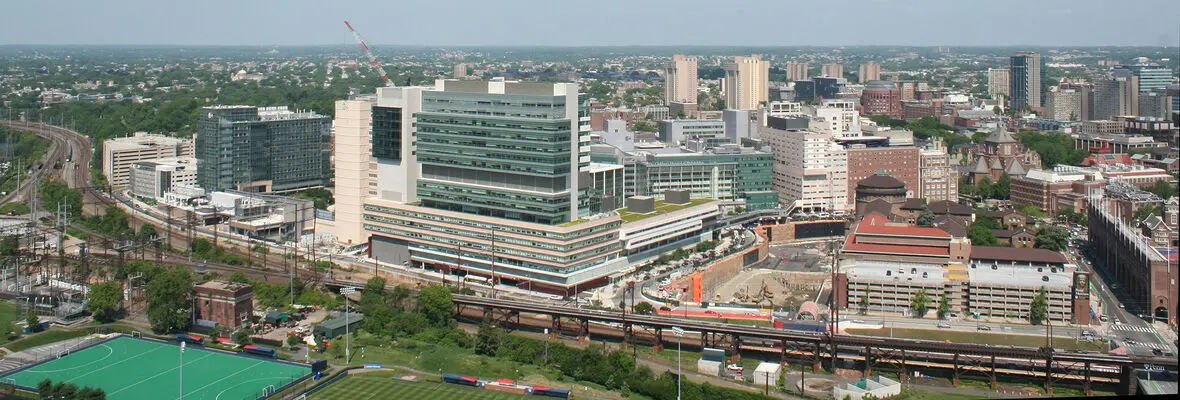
[102,132,194,187]
[858,62,882,83]
[1046,87,1082,121]
[128,156,197,200]
[192,281,254,328]
[590,144,778,210]
[1009,52,1046,110]
[988,68,1010,99]
[1093,76,1139,120]
[724,55,769,110]
[766,117,848,214]
[918,139,959,203]
[821,63,844,79]
[195,106,331,193]
[665,55,699,105]
[967,125,1041,183]
[860,80,901,119]
[786,62,809,81]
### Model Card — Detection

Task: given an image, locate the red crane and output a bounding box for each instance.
[344,20,393,87]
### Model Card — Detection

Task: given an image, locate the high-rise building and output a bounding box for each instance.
[786,62,809,81]
[858,62,882,83]
[918,138,958,203]
[195,106,331,193]
[1138,92,1172,119]
[821,63,844,79]
[330,97,377,246]
[723,55,769,110]
[1059,82,1093,121]
[988,68,1010,99]
[765,116,848,214]
[102,132,194,187]
[453,63,467,78]
[860,80,901,119]
[664,55,699,105]
[1046,87,1083,121]
[1115,64,1174,93]
[1093,76,1139,120]
[1009,52,1046,110]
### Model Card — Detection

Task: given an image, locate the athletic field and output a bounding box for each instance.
[1,336,310,400]
[309,372,523,400]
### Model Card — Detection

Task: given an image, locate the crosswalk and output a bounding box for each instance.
[1114,324,1156,333]
[1122,340,1172,352]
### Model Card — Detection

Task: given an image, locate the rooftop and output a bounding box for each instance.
[855,213,951,238]
[843,260,947,285]
[967,262,1073,289]
[970,246,1068,265]
[617,198,714,223]
[194,280,251,292]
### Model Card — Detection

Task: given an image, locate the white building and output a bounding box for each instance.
[128,156,198,200]
[988,68,1010,99]
[723,55,769,111]
[1046,87,1082,121]
[664,55,699,105]
[766,117,848,214]
[919,139,958,203]
[102,132,194,187]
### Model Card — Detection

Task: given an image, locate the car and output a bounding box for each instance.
[1099,315,1109,322]
[938,322,951,329]
[977,325,992,331]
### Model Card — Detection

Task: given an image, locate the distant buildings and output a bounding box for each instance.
[967,125,1041,184]
[195,106,330,193]
[128,156,197,201]
[1092,76,1139,120]
[821,63,844,79]
[102,132,194,187]
[1046,87,1082,121]
[453,63,467,78]
[658,119,726,147]
[858,62,882,83]
[859,80,901,119]
[590,143,778,210]
[664,55,699,105]
[1114,64,1173,93]
[1009,52,1046,110]
[988,68,1010,99]
[723,55,769,110]
[786,62,809,81]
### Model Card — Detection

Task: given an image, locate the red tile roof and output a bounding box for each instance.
[843,240,950,256]
[854,214,951,238]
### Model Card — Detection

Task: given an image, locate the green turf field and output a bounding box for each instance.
[309,372,526,400]
[1,336,310,400]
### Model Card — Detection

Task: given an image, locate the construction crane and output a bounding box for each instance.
[344,20,393,87]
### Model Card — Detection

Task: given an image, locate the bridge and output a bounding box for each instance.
[451,293,1177,396]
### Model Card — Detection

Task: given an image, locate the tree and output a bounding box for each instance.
[910,289,931,318]
[136,224,157,239]
[418,285,454,328]
[632,301,655,315]
[227,271,249,283]
[26,308,39,332]
[916,209,935,227]
[1016,204,1046,220]
[474,316,504,356]
[1034,226,1070,252]
[87,281,123,323]
[994,173,1012,200]
[937,294,950,320]
[858,295,869,315]
[975,178,994,200]
[360,277,388,316]
[1146,180,1176,200]
[146,267,193,333]
[232,329,253,345]
[971,131,990,143]
[632,121,657,132]
[286,333,302,348]
[1133,204,1162,222]
[968,223,1000,246]
[1029,287,1048,325]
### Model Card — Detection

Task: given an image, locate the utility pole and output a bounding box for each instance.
[672,327,685,400]
[340,287,357,364]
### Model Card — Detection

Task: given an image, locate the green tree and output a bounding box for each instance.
[1034,226,1070,252]
[910,289,931,318]
[971,131,990,143]
[146,267,193,333]
[1146,180,1176,200]
[1016,204,1046,220]
[227,271,249,283]
[975,178,994,199]
[474,316,504,356]
[632,301,655,315]
[26,308,39,332]
[232,329,253,345]
[858,295,869,315]
[968,223,1000,246]
[286,333,302,348]
[0,235,17,257]
[937,294,950,320]
[1029,287,1048,325]
[418,285,454,328]
[994,173,1011,200]
[137,224,157,239]
[1133,204,1162,222]
[916,209,935,227]
[632,121,657,132]
[359,277,388,316]
[87,281,124,323]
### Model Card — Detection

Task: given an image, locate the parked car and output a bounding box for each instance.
[977,325,991,331]
[938,322,951,329]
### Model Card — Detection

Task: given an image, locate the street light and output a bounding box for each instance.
[672,327,685,400]
[340,287,358,364]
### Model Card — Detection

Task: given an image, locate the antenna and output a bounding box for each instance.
[344,20,393,87]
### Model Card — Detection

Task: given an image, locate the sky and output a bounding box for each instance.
[1,0,1178,47]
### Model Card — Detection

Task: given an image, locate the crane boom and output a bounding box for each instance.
[344,20,393,87]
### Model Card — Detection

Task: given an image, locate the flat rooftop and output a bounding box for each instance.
[618,198,714,223]
[842,260,947,285]
[967,263,1073,289]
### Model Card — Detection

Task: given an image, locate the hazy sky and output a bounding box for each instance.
[2,0,1177,47]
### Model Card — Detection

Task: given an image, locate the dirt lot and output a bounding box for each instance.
[709,269,827,310]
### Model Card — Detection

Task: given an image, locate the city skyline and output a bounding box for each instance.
[2,0,1178,47]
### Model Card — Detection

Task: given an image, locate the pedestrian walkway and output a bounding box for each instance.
[1121,340,1171,352]
[1114,324,1155,333]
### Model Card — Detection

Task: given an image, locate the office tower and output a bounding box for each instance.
[896,81,918,101]
[1115,64,1174,93]
[1009,52,1046,110]
[1138,92,1172,119]
[988,68,1010,99]
[724,55,770,110]
[1059,82,1093,121]
[860,80,901,118]
[787,62,810,81]
[103,133,194,187]
[765,116,848,214]
[331,97,376,246]
[1093,76,1139,120]
[195,106,330,193]
[453,63,467,78]
[589,143,778,210]
[664,55,699,105]
[821,63,845,79]
[858,62,882,83]
[1046,87,1083,121]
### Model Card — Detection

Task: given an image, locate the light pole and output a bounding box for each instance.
[672,327,685,400]
[340,287,357,364]
[179,341,185,400]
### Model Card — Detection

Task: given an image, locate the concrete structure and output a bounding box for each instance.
[1115,64,1173,94]
[658,119,726,147]
[988,68,1010,99]
[786,62,809,81]
[664,55,699,105]
[1138,92,1173,120]
[858,62,882,83]
[1059,82,1093,120]
[821,63,844,79]
[833,376,901,400]
[590,143,778,210]
[723,55,769,110]
[192,281,253,328]
[453,63,467,78]
[102,132,194,187]
[1046,87,1083,121]
[1093,76,1139,120]
[1009,52,1046,110]
[847,147,920,203]
[1088,195,1177,324]
[854,173,909,217]
[753,362,781,386]
[765,117,848,214]
[128,156,197,200]
[328,98,376,246]
[918,139,959,203]
[195,106,330,193]
[967,124,1041,183]
[1011,168,1089,213]
[1075,131,1166,154]
[860,80,901,118]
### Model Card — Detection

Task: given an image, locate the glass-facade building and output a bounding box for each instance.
[1009,52,1046,110]
[195,106,330,193]
[591,144,778,210]
[1115,65,1174,94]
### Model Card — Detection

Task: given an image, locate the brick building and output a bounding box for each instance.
[192,281,254,328]
[846,147,920,202]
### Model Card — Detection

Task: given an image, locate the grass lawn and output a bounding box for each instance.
[618,199,713,223]
[845,327,1108,352]
[0,202,29,215]
[4,325,141,352]
[0,302,18,346]
[309,371,522,400]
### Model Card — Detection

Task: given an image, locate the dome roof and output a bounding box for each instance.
[857,172,906,189]
[864,80,897,91]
